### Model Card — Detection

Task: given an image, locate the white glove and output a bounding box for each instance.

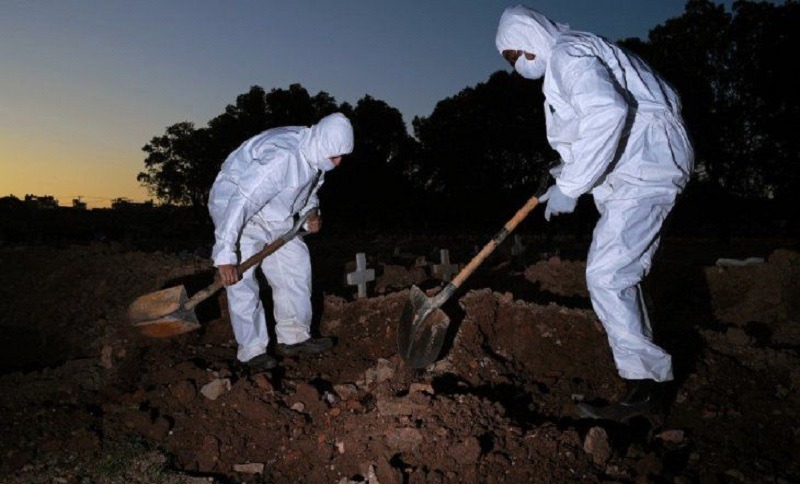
[538,185,577,221]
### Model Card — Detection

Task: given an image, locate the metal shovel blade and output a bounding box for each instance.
[396,193,545,369]
[127,209,317,338]
[132,311,200,338]
[127,286,187,323]
[127,285,201,337]
[397,285,451,369]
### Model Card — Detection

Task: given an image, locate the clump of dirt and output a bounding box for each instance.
[374,264,428,294]
[524,256,589,298]
[1,245,799,483]
[705,249,800,326]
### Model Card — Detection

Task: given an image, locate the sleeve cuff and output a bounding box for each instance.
[211,242,238,267]
[555,181,583,200]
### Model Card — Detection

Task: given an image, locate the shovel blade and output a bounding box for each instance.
[132,312,201,338]
[127,285,201,337]
[398,285,451,369]
[127,285,188,324]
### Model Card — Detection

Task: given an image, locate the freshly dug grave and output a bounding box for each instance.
[0,244,798,483]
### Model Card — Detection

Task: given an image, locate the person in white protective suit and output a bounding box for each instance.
[208,113,354,371]
[496,5,694,422]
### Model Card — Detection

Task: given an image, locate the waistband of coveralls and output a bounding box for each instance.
[636,104,681,124]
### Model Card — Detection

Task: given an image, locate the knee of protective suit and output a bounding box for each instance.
[586,265,618,292]
[586,264,643,293]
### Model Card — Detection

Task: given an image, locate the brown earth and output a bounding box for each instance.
[0,239,799,483]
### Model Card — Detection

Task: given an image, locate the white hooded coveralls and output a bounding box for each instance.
[497,5,694,382]
[208,113,354,362]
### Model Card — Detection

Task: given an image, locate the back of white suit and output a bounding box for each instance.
[208,126,322,266]
[543,31,694,202]
[206,113,353,363]
[544,31,694,382]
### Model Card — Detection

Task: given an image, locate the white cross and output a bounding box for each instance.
[346,252,375,298]
[432,249,459,282]
[511,234,526,256]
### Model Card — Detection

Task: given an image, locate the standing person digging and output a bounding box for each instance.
[208,113,354,371]
[495,5,694,422]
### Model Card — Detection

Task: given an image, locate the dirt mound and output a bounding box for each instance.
[523,256,589,298]
[705,249,800,327]
[0,245,211,373]
[1,244,799,482]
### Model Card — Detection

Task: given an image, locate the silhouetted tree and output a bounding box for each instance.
[321,95,419,228]
[139,84,419,228]
[0,195,22,211]
[409,71,557,224]
[140,1,800,233]
[721,0,800,203]
[623,0,799,205]
[139,84,341,213]
[138,121,210,208]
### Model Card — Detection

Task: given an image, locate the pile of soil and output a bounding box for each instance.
[1,242,798,482]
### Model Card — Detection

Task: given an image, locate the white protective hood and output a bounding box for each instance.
[495,4,569,67]
[300,112,354,171]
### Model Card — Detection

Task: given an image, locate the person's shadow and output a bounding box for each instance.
[645,243,715,403]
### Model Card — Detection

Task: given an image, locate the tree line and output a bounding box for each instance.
[138,0,799,233]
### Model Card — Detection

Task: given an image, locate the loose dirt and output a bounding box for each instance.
[1,240,798,483]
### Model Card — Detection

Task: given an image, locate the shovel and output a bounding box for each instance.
[127,210,315,338]
[398,195,542,368]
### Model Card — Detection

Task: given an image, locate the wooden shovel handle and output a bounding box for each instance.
[184,210,315,311]
[237,237,289,276]
[184,279,224,311]
[450,195,540,289]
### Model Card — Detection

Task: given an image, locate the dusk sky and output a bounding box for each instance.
[2,1,743,208]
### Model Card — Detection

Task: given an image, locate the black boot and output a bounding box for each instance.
[276,337,335,356]
[576,379,665,423]
[243,353,279,371]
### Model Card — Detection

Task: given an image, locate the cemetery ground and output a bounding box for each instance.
[0,231,799,483]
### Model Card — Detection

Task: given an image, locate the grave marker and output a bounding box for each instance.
[346,252,375,298]
[432,249,459,282]
[511,234,526,256]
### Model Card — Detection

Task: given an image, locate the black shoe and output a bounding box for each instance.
[244,353,278,371]
[276,337,334,356]
[576,379,665,423]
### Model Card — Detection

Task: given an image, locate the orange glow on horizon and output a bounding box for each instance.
[1,134,152,208]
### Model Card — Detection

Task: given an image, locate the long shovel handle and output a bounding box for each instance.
[183,210,316,311]
[430,195,540,308]
[452,195,539,288]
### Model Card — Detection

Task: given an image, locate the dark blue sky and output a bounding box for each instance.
[1,0,744,205]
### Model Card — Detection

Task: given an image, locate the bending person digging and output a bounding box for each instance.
[208,113,354,371]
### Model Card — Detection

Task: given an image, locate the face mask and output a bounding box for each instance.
[515,54,546,80]
[318,157,337,172]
